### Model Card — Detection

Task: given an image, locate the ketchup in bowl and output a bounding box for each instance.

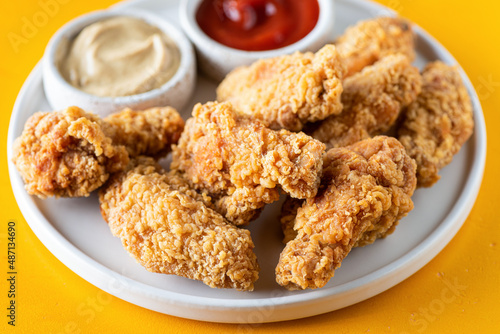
[196,0,319,51]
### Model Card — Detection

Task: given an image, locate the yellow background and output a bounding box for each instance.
[1,0,499,332]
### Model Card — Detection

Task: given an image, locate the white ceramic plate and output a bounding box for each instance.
[7,0,486,323]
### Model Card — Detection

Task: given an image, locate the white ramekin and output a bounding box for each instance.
[179,0,335,81]
[42,9,196,117]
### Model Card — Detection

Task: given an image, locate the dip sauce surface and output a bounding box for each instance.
[60,16,180,97]
[196,0,319,51]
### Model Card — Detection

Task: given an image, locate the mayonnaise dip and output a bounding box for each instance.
[59,16,180,97]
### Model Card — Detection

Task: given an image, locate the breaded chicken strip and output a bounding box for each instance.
[276,136,416,290]
[171,101,325,226]
[279,196,304,244]
[99,157,259,291]
[336,17,415,77]
[310,54,422,149]
[102,106,184,158]
[216,45,345,131]
[398,61,474,187]
[12,106,184,198]
[12,106,129,198]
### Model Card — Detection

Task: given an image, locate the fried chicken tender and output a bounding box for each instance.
[279,196,304,244]
[398,61,474,187]
[171,101,325,226]
[99,156,259,291]
[276,136,416,290]
[12,106,184,198]
[310,54,422,149]
[216,44,345,131]
[102,106,184,158]
[12,106,129,198]
[336,17,415,77]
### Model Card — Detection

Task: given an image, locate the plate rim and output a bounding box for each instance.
[6,0,487,323]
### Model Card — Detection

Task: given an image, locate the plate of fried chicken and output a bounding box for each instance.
[7,0,486,323]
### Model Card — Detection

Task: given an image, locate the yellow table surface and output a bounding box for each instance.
[1,0,499,332]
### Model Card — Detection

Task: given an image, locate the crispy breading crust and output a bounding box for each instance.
[276,136,416,290]
[280,197,304,244]
[102,106,184,158]
[216,45,345,131]
[336,17,415,77]
[12,106,184,198]
[398,61,474,187]
[99,157,259,291]
[12,106,129,198]
[171,101,325,226]
[310,54,422,149]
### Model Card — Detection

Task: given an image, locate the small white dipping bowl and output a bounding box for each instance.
[43,9,196,117]
[180,0,335,81]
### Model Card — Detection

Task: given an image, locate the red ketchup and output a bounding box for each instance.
[196,0,320,51]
